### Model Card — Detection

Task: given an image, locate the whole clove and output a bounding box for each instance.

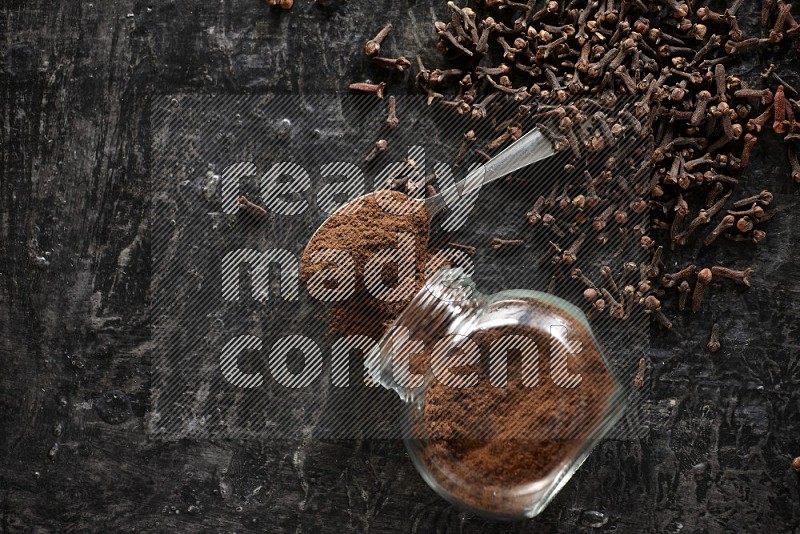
[707,323,721,352]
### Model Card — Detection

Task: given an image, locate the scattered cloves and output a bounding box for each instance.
[707,322,721,352]
[491,237,525,250]
[238,195,268,217]
[365,139,388,161]
[710,265,753,287]
[385,96,399,129]
[704,214,736,246]
[349,81,387,99]
[633,357,647,389]
[365,23,393,57]
[692,268,713,313]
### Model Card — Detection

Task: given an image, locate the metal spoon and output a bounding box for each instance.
[303,127,556,253]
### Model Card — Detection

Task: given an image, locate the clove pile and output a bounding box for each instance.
[350,0,800,347]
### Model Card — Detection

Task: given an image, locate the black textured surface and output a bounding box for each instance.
[2,0,800,532]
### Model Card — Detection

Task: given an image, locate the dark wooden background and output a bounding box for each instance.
[2,0,800,532]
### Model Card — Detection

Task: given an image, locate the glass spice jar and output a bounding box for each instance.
[365,267,627,519]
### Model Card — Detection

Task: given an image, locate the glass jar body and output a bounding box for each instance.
[366,267,626,519]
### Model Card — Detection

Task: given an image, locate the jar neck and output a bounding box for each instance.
[398,267,482,339]
[365,267,482,402]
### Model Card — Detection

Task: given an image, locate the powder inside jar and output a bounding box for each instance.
[300,190,431,339]
[415,318,616,510]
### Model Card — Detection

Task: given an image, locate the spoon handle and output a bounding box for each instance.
[426,128,555,210]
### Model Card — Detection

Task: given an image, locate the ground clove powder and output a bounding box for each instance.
[300,190,431,340]
[414,320,616,510]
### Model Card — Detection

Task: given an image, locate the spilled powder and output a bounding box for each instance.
[300,190,432,340]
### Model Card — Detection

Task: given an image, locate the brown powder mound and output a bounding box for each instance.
[328,294,398,340]
[300,190,431,338]
[416,322,616,508]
